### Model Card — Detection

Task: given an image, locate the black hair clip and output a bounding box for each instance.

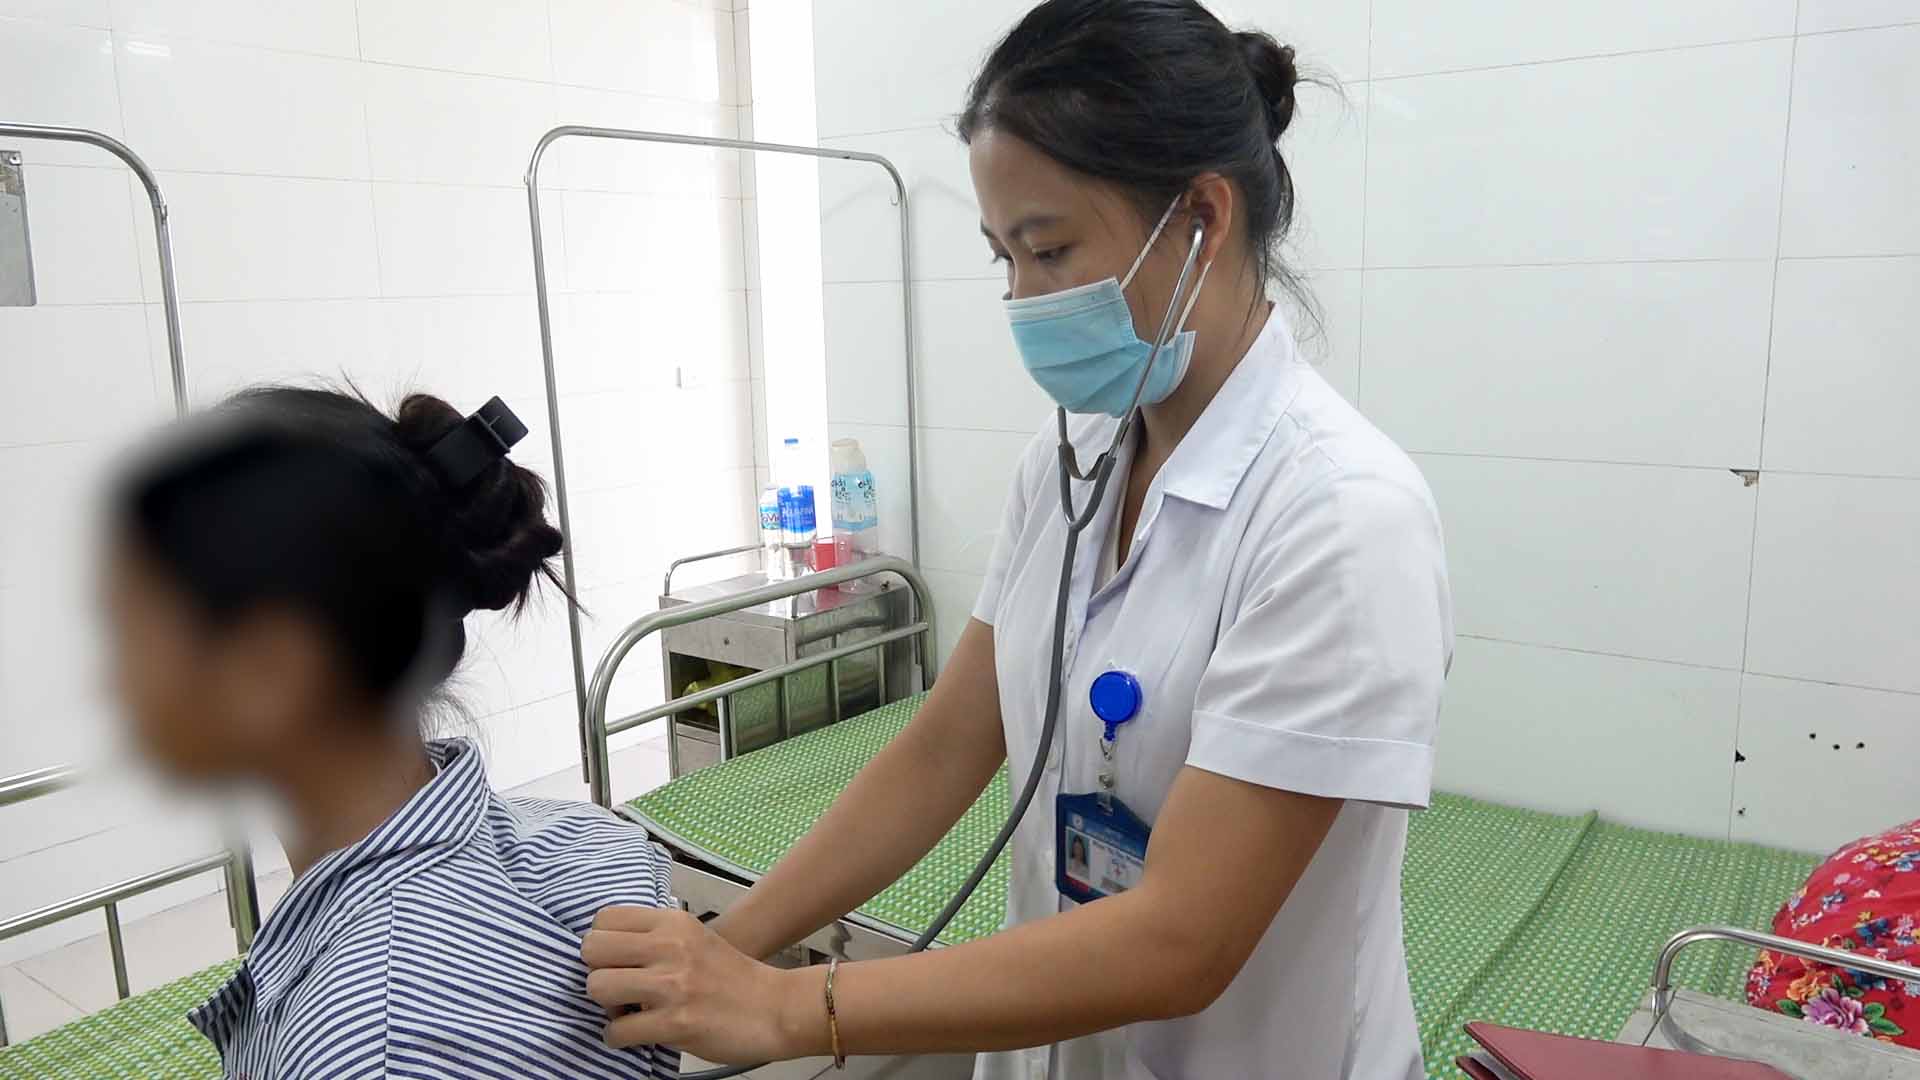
[426,396,528,488]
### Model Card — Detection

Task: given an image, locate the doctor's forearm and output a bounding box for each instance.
[713,621,1007,961]
[773,884,1215,1058]
[712,720,1000,960]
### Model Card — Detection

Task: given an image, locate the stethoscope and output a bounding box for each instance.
[688,219,1207,1080]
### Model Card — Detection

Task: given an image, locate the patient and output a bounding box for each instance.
[102,386,677,1079]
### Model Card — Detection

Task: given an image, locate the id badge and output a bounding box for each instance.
[1056,791,1150,904]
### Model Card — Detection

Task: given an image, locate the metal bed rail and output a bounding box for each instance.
[663,543,761,597]
[0,768,259,1047]
[1651,924,1920,1015]
[526,125,921,781]
[583,556,937,807]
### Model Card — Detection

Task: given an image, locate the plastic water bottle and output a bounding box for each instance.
[757,484,785,579]
[779,484,817,574]
[778,437,805,488]
[774,437,816,574]
[830,438,881,593]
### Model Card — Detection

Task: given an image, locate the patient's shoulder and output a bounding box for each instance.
[382,857,676,1078]
[488,794,676,934]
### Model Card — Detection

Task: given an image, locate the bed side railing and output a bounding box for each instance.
[582,556,937,807]
[0,769,259,1047]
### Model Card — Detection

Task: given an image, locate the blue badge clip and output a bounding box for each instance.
[1089,670,1142,742]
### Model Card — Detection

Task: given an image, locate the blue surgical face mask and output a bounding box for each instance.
[1003,200,1212,417]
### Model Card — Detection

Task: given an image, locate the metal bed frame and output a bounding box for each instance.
[1617,925,1920,1076]
[0,123,259,1048]
[582,555,939,962]
[581,555,935,808]
[524,125,921,780]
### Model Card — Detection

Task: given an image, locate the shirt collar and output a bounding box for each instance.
[242,738,490,1012]
[1155,307,1303,510]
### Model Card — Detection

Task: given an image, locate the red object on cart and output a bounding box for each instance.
[1747,818,1920,1049]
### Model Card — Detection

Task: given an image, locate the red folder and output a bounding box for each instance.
[1455,1022,1793,1080]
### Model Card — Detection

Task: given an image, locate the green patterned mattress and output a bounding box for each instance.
[2,696,1820,1079]
[0,958,237,1079]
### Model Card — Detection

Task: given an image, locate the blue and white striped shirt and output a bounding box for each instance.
[191,739,677,1079]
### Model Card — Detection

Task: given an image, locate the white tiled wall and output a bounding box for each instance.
[811,1,1920,850]
[0,0,753,963]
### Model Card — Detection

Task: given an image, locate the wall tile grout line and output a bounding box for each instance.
[1724,2,1805,838]
[1370,28,1800,85]
[1458,633,1920,701]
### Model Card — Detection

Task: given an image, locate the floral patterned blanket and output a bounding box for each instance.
[1748,818,1920,1047]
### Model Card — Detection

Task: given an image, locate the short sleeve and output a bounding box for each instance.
[1187,470,1451,808]
[972,428,1049,626]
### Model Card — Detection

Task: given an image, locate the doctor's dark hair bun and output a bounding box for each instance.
[113,385,564,703]
[1237,32,1299,139]
[960,0,1307,303]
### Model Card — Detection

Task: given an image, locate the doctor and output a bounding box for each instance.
[582,1,1452,1076]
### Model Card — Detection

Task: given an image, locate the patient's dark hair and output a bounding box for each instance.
[114,387,563,699]
[959,0,1306,304]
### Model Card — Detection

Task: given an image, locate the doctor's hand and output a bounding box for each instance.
[583,906,826,1065]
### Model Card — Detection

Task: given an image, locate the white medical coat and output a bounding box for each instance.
[972,312,1452,1080]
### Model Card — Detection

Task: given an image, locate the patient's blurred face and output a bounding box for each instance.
[102,539,289,780]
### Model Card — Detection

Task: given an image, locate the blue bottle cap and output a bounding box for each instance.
[1089,670,1142,730]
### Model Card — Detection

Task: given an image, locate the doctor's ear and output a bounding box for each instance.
[1182,174,1237,265]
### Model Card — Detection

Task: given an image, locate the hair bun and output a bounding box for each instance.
[395,393,563,615]
[1236,31,1299,140]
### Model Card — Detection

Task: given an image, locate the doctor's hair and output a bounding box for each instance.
[959,0,1311,311]
[112,385,565,703]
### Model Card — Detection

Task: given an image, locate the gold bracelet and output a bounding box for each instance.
[824,958,845,1069]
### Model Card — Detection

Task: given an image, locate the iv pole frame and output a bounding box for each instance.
[524,125,921,779]
[0,124,260,1047]
[0,123,189,412]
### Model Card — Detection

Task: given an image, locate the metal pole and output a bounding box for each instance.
[886,157,923,569]
[104,902,131,1000]
[225,839,260,951]
[0,763,82,806]
[524,146,592,782]
[0,124,188,417]
[526,126,924,787]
